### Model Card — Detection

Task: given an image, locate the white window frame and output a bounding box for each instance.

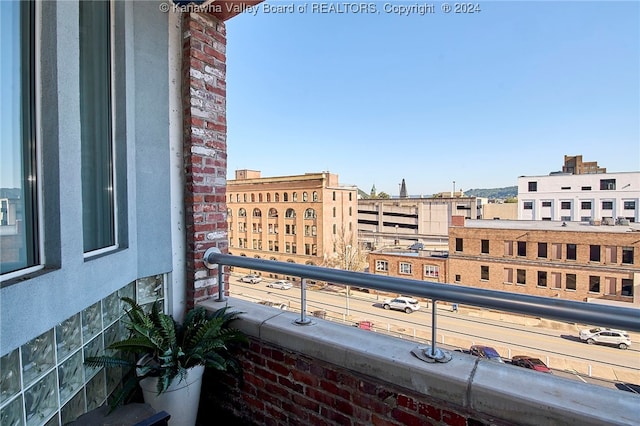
[399,262,412,275]
[375,260,388,272]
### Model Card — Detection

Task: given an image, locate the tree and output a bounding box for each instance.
[376,191,390,199]
[325,226,367,272]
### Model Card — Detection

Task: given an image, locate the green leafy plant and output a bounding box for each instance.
[85,297,247,408]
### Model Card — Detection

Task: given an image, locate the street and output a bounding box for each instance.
[228,274,640,392]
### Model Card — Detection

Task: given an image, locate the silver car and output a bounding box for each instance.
[382,297,421,314]
[239,274,262,284]
[579,328,631,350]
[267,280,293,290]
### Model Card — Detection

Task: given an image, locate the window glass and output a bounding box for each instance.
[1,0,39,275]
[80,0,115,252]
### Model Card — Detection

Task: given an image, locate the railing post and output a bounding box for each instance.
[295,278,312,325]
[203,247,225,302]
[410,298,452,364]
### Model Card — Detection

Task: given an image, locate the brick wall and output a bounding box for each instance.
[182,12,229,308]
[202,338,504,426]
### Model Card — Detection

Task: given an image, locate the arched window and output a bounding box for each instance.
[292,192,298,202]
[253,208,262,217]
[236,194,240,202]
[227,208,232,217]
[259,193,263,202]
[268,208,278,218]
[283,192,289,202]
[302,192,308,201]
[251,193,255,202]
[243,194,247,202]
[285,208,296,218]
[304,208,316,219]
[266,193,271,202]
[275,193,280,202]
[270,257,277,261]
[238,208,246,217]
[312,191,318,201]
[305,261,315,266]
[229,194,233,203]
[287,259,295,263]
[254,255,261,259]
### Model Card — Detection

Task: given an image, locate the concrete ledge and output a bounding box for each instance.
[200,297,640,426]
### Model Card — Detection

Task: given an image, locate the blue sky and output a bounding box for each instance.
[225,1,639,196]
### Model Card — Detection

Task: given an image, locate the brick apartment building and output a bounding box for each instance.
[227,170,358,267]
[448,219,639,305]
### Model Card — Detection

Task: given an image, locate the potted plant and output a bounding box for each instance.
[85,297,247,426]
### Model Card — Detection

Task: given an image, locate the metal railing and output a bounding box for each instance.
[203,248,639,360]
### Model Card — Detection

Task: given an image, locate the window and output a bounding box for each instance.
[551,243,562,259]
[258,193,263,202]
[332,224,336,234]
[581,201,592,209]
[349,206,352,216]
[541,201,552,207]
[622,247,634,264]
[376,260,389,272]
[332,207,336,217]
[622,279,633,297]
[304,208,316,219]
[481,239,489,254]
[581,186,591,191]
[302,192,308,201]
[243,194,247,202]
[528,181,537,192]
[537,271,547,287]
[424,265,439,278]
[624,201,636,210]
[542,217,551,221]
[560,201,571,210]
[602,201,613,210]
[589,245,600,262]
[523,202,533,210]
[312,191,318,201]
[551,272,561,289]
[560,216,571,222]
[589,276,600,293]
[504,241,513,256]
[275,193,280,202]
[580,216,591,222]
[517,241,526,257]
[266,193,271,202]
[561,186,571,190]
[537,243,547,258]
[283,192,288,202]
[455,274,461,282]
[81,0,118,253]
[480,266,489,281]
[311,225,316,236]
[516,269,526,285]
[455,238,463,252]
[238,208,246,217]
[566,243,576,260]
[285,208,296,218]
[305,244,311,255]
[253,208,262,217]
[292,192,297,202]
[566,273,576,291]
[600,179,616,190]
[268,208,278,218]
[250,193,255,202]
[1,0,40,275]
[349,193,352,201]
[332,191,336,201]
[399,262,412,275]
[504,268,513,284]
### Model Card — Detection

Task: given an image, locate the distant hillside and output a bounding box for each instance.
[464,186,517,199]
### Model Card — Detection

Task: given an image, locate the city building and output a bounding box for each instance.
[562,154,606,174]
[357,195,485,250]
[367,248,449,284]
[482,201,518,220]
[518,172,640,222]
[227,170,358,266]
[448,219,639,306]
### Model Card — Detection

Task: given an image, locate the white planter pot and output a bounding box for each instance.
[139,365,205,426]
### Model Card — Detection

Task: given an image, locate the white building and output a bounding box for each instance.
[518,172,640,222]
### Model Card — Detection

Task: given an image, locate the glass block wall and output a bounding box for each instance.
[0,274,165,426]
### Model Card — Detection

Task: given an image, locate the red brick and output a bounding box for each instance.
[397,394,417,411]
[392,408,427,426]
[442,409,468,426]
[418,402,441,421]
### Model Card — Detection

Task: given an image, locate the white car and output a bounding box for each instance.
[382,297,421,314]
[258,300,289,310]
[579,328,631,350]
[239,274,262,284]
[267,280,293,290]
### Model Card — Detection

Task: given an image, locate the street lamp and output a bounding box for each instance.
[345,245,351,317]
[394,224,399,246]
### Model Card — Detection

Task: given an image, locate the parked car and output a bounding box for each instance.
[382,297,420,313]
[511,355,551,373]
[579,328,631,349]
[267,280,293,290]
[239,274,262,284]
[469,345,504,363]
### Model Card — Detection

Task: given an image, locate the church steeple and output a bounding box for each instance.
[370,184,377,198]
[399,179,408,198]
